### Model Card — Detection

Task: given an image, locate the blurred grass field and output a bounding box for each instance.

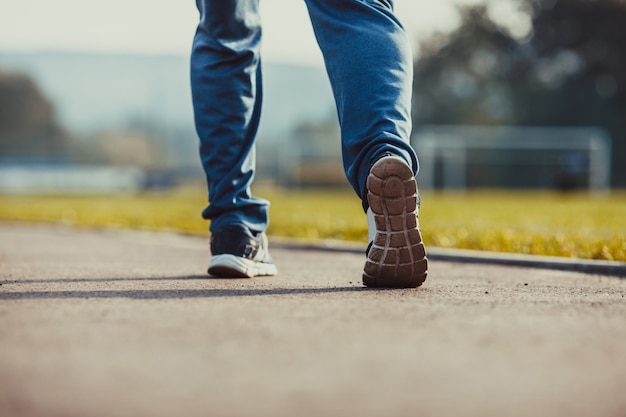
[0,187,624,261]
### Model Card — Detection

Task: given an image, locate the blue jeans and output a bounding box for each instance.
[191,0,419,234]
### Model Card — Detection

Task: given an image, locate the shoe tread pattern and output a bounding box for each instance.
[363,157,428,288]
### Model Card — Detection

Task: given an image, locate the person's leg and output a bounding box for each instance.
[191,0,268,235]
[304,0,427,287]
[191,0,276,277]
[303,0,418,205]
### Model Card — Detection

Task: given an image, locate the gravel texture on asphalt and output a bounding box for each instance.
[1,223,625,417]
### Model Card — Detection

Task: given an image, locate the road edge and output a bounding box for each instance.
[270,236,626,278]
[2,221,624,278]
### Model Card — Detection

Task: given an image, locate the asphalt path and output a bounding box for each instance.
[1,222,625,417]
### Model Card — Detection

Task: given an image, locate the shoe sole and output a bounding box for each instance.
[208,254,278,278]
[363,156,428,288]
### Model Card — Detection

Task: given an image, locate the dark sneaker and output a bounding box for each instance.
[208,224,278,278]
[363,155,428,288]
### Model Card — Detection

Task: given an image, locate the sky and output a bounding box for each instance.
[0,0,498,67]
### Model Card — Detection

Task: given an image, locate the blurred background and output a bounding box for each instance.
[1,0,624,193]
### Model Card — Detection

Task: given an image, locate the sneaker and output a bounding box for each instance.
[208,224,278,278]
[363,155,428,288]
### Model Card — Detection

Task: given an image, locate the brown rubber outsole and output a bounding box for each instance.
[363,156,428,288]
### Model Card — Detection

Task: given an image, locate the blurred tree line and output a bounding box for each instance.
[413,0,626,187]
[0,70,168,168]
[0,71,69,160]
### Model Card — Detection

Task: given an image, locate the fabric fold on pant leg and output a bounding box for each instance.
[190,0,269,233]
[304,0,420,204]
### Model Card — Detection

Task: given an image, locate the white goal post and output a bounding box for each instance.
[412,125,612,194]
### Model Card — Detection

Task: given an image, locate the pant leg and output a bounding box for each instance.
[190,0,269,234]
[304,0,419,208]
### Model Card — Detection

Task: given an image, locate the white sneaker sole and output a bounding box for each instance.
[363,156,428,288]
[208,254,278,278]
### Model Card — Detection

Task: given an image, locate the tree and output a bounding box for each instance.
[413,0,626,187]
[0,71,69,159]
[413,4,524,125]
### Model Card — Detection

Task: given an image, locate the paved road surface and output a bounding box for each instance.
[1,223,625,417]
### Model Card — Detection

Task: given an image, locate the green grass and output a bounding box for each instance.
[0,187,624,261]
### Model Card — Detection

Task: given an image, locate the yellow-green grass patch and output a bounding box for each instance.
[0,187,624,261]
